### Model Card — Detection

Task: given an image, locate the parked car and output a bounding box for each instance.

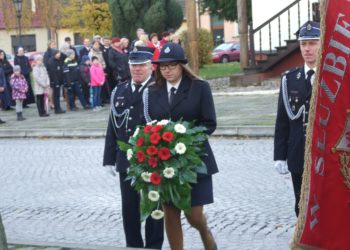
[25,51,45,65]
[211,42,240,63]
[6,53,14,66]
[73,44,84,58]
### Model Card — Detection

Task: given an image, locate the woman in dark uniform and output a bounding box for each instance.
[145,43,218,250]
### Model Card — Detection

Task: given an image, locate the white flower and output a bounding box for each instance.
[127,149,133,160]
[157,119,170,126]
[148,190,160,202]
[132,127,140,138]
[147,120,158,125]
[141,172,151,182]
[151,210,164,220]
[174,124,186,134]
[175,143,187,155]
[163,167,175,179]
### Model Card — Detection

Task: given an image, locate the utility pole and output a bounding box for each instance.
[237,0,249,70]
[186,0,199,74]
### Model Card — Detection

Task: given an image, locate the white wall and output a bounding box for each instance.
[252,0,319,51]
[0,28,48,53]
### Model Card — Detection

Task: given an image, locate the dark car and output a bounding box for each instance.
[211,42,240,63]
[74,44,84,58]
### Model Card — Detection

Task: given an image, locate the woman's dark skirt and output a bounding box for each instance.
[191,175,213,206]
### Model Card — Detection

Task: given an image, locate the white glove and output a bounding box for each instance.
[104,165,117,177]
[274,160,289,175]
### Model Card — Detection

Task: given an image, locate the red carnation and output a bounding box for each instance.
[150,133,161,145]
[144,125,152,133]
[162,132,174,142]
[150,172,161,185]
[137,151,146,163]
[147,146,158,156]
[137,137,144,147]
[158,147,171,161]
[148,157,158,168]
[151,125,163,133]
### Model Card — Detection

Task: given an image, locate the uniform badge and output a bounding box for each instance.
[164,47,171,53]
[307,23,312,31]
[292,105,296,111]
[115,101,119,107]
[297,72,301,79]
[295,97,299,103]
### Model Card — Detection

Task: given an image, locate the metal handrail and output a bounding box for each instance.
[252,0,301,34]
[249,0,306,66]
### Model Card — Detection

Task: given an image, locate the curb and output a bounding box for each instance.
[0,126,274,138]
[8,239,145,250]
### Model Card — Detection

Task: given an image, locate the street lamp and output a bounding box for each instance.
[13,0,23,47]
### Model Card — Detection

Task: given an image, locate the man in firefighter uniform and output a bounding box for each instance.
[103,46,163,248]
[274,21,321,217]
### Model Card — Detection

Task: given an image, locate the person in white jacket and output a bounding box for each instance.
[32,55,50,117]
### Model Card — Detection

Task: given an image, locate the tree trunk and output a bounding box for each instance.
[0,213,8,250]
[186,0,199,74]
[237,0,249,70]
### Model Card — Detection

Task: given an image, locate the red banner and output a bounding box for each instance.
[295,0,350,249]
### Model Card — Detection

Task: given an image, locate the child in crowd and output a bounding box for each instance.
[10,65,28,121]
[79,55,91,106]
[89,56,105,111]
[32,55,50,117]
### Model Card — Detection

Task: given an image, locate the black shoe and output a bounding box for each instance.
[23,105,30,108]
[55,109,66,114]
[0,119,5,124]
[17,112,26,121]
[40,113,50,117]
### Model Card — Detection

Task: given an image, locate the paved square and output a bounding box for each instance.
[0,138,295,249]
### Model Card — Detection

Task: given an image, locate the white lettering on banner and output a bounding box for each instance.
[322,53,346,79]
[309,12,350,230]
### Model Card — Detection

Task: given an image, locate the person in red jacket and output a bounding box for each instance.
[147,33,160,72]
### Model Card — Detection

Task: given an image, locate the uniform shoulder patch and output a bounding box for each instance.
[281,67,299,77]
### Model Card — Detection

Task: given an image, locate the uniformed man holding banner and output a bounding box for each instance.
[274,21,321,217]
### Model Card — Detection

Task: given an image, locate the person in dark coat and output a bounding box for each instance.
[63,49,88,111]
[0,49,14,110]
[146,43,218,250]
[79,55,91,105]
[14,47,35,106]
[44,40,57,68]
[79,38,91,62]
[101,36,111,103]
[274,21,321,217]
[0,67,8,118]
[47,50,65,114]
[103,47,164,249]
[64,37,78,62]
[108,37,131,86]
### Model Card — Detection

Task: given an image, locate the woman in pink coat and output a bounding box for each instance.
[89,56,105,111]
[10,65,28,121]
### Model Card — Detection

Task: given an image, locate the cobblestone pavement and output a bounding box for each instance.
[0,138,295,250]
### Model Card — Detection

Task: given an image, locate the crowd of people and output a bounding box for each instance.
[0,28,180,124]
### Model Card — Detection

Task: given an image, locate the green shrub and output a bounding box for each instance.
[181,28,214,68]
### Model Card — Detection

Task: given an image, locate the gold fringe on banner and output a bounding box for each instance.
[290,0,328,249]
